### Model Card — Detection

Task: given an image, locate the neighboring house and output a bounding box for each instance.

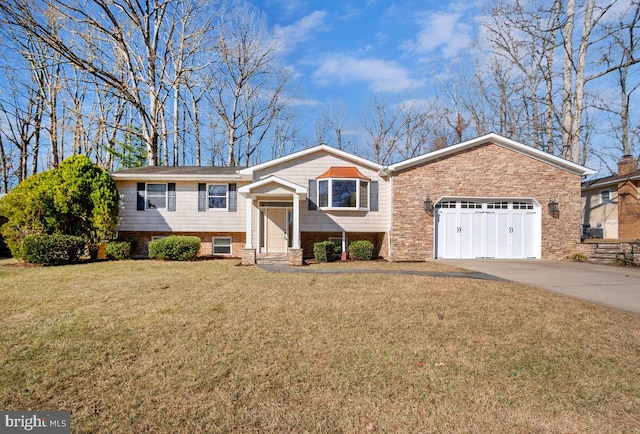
[581,155,640,240]
[111,133,595,263]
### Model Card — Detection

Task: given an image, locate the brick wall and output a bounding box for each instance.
[117,231,245,258]
[301,231,387,259]
[390,143,583,261]
[618,179,640,239]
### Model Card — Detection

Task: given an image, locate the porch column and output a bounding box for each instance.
[292,194,301,249]
[245,196,253,249]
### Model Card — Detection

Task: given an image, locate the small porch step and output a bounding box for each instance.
[256,254,290,265]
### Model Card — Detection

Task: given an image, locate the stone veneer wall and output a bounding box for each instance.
[390,143,583,261]
[117,231,245,258]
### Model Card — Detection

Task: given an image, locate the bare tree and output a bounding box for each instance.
[360,96,409,165]
[314,100,352,151]
[209,1,287,166]
[0,0,222,165]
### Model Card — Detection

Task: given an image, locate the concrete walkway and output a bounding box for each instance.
[257,263,505,281]
[446,259,640,315]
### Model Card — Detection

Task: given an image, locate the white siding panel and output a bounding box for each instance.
[254,151,389,232]
[116,181,246,232]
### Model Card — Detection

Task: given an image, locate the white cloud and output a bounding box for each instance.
[402,11,474,59]
[276,10,327,53]
[312,54,424,93]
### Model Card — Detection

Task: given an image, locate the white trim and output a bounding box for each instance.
[599,189,612,204]
[238,175,307,199]
[145,182,168,210]
[112,173,248,181]
[386,133,596,176]
[317,178,370,211]
[239,144,383,176]
[206,183,229,211]
[212,236,232,255]
[245,197,253,249]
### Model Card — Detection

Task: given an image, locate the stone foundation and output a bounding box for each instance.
[287,248,304,265]
[242,248,256,265]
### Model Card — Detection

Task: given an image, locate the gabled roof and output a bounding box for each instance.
[110,165,249,181]
[317,166,370,180]
[385,133,596,176]
[238,144,382,176]
[237,176,307,195]
[582,169,640,190]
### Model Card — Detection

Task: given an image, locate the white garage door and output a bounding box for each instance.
[435,199,540,259]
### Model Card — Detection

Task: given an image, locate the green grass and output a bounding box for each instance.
[1,259,639,433]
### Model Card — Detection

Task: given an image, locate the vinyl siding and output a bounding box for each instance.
[581,187,619,238]
[252,151,389,232]
[116,180,246,232]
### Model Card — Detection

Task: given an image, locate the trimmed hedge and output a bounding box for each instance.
[313,241,337,262]
[148,235,201,261]
[106,240,133,260]
[21,233,85,265]
[349,240,374,260]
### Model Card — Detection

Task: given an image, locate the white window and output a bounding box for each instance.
[212,237,232,255]
[512,202,534,210]
[436,201,456,209]
[317,179,369,210]
[208,184,228,210]
[146,184,167,209]
[487,202,508,209]
[600,189,611,204]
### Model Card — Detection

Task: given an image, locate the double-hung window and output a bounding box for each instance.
[146,183,167,209]
[208,184,228,210]
[137,183,175,211]
[599,189,611,204]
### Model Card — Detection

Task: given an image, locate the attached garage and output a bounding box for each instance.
[434,198,540,259]
[385,133,595,261]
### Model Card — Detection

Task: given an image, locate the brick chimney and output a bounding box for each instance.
[617,155,640,239]
[618,155,638,176]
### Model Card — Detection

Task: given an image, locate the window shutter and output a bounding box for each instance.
[308,179,317,210]
[370,181,379,211]
[198,183,206,212]
[228,183,237,212]
[167,183,176,211]
[137,183,145,211]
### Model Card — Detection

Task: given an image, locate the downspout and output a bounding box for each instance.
[380,166,393,261]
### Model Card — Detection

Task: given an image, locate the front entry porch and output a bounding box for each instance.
[238,176,307,266]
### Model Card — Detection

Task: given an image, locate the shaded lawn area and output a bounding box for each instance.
[1,259,639,433]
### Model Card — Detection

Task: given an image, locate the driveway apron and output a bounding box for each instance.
[446,259,640,315]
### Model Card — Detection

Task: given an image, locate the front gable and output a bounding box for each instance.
[238,176,307,198]
[386,133,595,177]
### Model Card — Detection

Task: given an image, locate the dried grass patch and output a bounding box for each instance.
[1,260,639,432]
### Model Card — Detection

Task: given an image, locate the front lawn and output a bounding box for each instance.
[1,259,638,432]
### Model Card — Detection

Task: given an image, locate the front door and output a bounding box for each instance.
[266,209,288,253]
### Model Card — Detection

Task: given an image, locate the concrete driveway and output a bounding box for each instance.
[447,259,640,315]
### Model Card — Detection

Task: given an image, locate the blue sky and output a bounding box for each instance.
[253,0,483,129]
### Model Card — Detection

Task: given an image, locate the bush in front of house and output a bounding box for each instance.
[313,241,337,262]
[21,233,86,265]
[348,240,374,260]
[148,236,201,261]
[106,240,133,260]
